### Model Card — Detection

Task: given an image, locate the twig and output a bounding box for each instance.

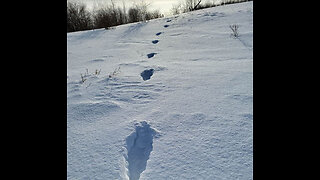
[230,24,239,38]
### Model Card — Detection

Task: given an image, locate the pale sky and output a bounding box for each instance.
[67,0,220,15]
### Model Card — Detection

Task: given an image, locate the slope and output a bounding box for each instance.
[67,1,253,180]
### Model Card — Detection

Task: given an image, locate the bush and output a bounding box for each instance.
[229,24,240,38]
[184,0,203,12]
[128,4,163,23]
[171,3,183,15]
[67,0,164,33]
[93,1,127,29]
[128,7,140,23]
[172,0,253,14]
[67,2,93,32]
[145,10,164,21]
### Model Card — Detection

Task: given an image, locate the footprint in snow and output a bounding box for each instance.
[152,40,159,44]
[147,53,157,59]
[125,121,158,180]
[164,25,169,28]
[141,69,154,81]
[156,32,162,36]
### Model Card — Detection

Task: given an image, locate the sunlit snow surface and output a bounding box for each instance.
[67,2,252,179]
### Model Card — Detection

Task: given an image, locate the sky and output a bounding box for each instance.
[67,0,222,16]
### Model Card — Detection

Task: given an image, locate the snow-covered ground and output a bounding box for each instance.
[67,2,253,179]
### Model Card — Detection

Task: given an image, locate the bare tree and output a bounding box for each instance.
[128,1,162,23]
[184,0,202,12]
[171,3,183,15]
[67,2,93,32]
[193,0,202,10]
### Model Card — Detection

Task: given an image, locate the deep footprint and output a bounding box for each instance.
[156,32,162,36]
[164,25,169,28]
[152,40,159,44]
[140,69,154,81]
[125,121,157,180]
[147,53,157,58]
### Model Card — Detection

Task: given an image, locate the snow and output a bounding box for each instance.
[67,2,253,180]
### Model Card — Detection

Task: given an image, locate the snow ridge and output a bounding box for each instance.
[125,121,157,180]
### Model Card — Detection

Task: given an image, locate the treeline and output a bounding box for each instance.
[171,0,253,15]
[67,2,164,33]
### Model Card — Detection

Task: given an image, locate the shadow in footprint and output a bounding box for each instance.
[166,19,171,22]
[152,40,159,44]
[141,69,154,81]
[164,25,169,28]
[156,32,162,36]
[125,121,157,180]
[147,53,157,58]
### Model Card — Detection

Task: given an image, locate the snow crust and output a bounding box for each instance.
[67,2,253,179]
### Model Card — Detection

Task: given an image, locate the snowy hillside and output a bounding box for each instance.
[67,1,253,180]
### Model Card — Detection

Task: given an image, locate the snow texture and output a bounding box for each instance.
[67,2,253,180]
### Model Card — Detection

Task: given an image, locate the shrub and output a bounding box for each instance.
[67,0,164,33]
[173,0,253,14]
[145,10,164,21]
[67,2,93,32]
[171,3,183,15]
[93,5,127,29]
[108,67,121,78]
[184,0,203,12]
[229,24,240,38]
[128,7,140,23]
[128,4,163,23]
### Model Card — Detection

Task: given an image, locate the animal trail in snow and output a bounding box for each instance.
[156,32,162,36]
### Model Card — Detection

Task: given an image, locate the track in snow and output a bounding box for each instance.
[152,40,159,44]
[140,69,154,81]
[125,121,157,180]
[147,53,157,58]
